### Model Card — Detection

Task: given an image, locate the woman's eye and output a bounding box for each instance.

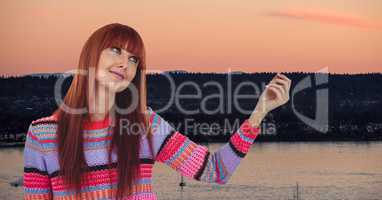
[110,47,121,55]
[128,56,139,64]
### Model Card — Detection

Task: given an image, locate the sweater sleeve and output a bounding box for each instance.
[23,122,53,200]
[149,109,260,184]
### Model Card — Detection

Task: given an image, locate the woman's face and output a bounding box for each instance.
[95,46,139,93]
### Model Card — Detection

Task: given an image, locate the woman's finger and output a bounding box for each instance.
[269,83,285,96]
[271,82,289,103]
[277,73,291,90]
[273,78,288,95]
[267,83,284,100]
[277,73,291,83]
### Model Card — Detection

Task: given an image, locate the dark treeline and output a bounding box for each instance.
[0,72,381,144]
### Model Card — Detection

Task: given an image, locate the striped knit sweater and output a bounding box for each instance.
[23,107,261,200]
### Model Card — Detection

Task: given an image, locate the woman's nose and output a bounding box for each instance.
[120,55,131,68]
[116,58,129,69]
[116,64,128,70]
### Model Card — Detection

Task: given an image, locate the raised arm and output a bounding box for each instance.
[150,73,292,184]
[149,109,260,184]
[23,122,53,200]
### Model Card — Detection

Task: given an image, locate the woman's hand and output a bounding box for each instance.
[248,73,292,127]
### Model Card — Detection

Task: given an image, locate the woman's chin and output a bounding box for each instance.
[114,82,131,93]
[115,86,127,93]
[96,77,131,93]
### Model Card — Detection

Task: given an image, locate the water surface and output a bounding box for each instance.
[1,142,381,200]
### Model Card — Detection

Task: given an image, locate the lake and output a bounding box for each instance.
[0,142,381,200]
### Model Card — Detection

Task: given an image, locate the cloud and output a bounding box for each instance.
[267,9,382,30]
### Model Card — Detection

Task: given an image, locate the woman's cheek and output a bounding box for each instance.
[95,70,113,90]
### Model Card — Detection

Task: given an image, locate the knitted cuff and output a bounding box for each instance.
[229,119,261,156]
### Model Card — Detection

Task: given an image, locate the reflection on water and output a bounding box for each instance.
[1,142,381,200]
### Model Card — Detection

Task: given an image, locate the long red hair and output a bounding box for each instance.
[53,23,155,199]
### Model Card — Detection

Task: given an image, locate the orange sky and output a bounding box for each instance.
[0,0,381,76]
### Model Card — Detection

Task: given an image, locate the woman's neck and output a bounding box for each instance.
[88,85,116,122]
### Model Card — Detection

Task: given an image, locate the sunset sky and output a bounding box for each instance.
[1,0,381,76]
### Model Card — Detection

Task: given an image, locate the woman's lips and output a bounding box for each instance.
[109,69,125,80]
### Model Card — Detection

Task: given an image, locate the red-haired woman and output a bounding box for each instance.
[23,23,291,200]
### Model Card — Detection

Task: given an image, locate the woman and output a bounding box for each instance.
[23,23,291,200]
